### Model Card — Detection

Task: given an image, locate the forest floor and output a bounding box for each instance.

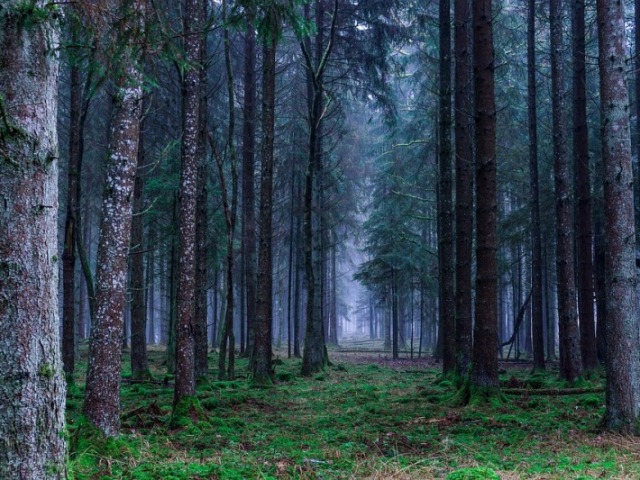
[67,345,640,479]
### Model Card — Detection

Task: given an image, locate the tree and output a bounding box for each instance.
[62,9,95,381]
[597,0,640,433]
[193,0,210,380]
[251,36,276,383]
[84,0,145,435]
[572,0,597,372]
[469,0,499,395]
[130,83,151,381]
[550,0,582,382]
[438,0,455,376]
[0,2,67,477]
[301,0,340,376]
[216,0,239,381]
[454,0,473,380]
[528,0,545,371]
[241,5,258,358]
[173,0,203,412]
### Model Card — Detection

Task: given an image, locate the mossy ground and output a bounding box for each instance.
[66,346,640,479]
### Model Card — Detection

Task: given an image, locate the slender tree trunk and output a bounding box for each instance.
[194,0,209,380]
[438,0,455,376]
[470,0,499,394]
[216,0,239,381]
[454,0,473,379]
[572,0,597,373]
[594,215,607,363]
[392,270,399,359]
[166,196,178,374]
[62,45,82,380]
[252,38,277,384]
[301,0,339,376]
[173,0,203,410]
[596,0,640,433]
[287,172,296,358]
[242,7,258,359]
[528,0,545,371]
[83,1,145,435]
[294,184,303,358]
[130,93,150,381]
[0,4,66,476]
[550,0,582,382]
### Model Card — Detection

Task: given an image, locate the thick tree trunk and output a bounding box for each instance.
[528,0,545,371]
[454,0,473,379]
[550,0,582,382]
[438,0,455,376]
[470,0,499,393]
[173,0,203,408]
[572,0,597,372]
[596,0,640,433]
[0,4,66,477]
[252,39,277,384]
[83,1,145,434]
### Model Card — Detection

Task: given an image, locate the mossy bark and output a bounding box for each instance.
[0,2,67,477]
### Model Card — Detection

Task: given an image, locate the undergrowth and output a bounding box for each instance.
[66,348,639,479]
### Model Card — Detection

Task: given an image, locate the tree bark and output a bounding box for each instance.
[550,0,582,382]
[301,0,339,376]
[242,7,258,359]
[528,0,545,371]
[173,0,203,408]
[470,0,499,392]
[0,3,66,476]
[252,38,277,384]
[438,0,455,376]
[216,0,239,381]
[194,0,210,381]
[454,0,473,379]
[83,0,145,435]
[572,0,597,372]
[596,0,640,433]
[129,92,150,381]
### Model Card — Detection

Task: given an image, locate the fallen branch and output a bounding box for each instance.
[503,387,604,396]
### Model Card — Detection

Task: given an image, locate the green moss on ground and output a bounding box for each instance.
[66,350,638,479]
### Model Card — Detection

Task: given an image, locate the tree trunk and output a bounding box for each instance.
[301,0,339,376]
[454,0,473,379]
[216,0,239,381]
[596,0,640,433]
[438,0,455,376]
[550,0,582,382]
[129,92,150,381]
[528,0,545,371]
[83,1,145,435]
[242,7,258,359]
[572,0,597,372]
[470,0,499,393]
[194,0,210,381]
[0,4,66,476]
[173,0,203,409]
[252,38,277,384]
